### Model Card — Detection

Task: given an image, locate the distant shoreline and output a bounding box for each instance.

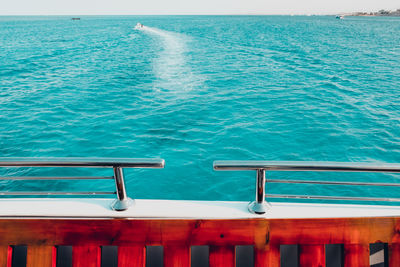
[344,9,400,17]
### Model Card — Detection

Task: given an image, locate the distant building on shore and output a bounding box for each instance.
[349,8,400,17]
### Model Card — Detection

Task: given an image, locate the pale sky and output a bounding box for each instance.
[1,0,399,15]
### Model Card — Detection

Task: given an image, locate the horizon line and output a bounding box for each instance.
[0,13,370,16]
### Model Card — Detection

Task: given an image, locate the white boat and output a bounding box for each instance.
[134,22,144,30]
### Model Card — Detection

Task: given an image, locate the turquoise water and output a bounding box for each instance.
[1,16,400,202]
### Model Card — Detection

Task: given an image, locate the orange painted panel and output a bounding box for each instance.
[118,246,145,267]
[254,244,280,267]
[26,245,55,267]
[344,244,369,267]
[209,246,234,267]
[164,246,190,267]
[299,245,325,267]
[72,246,100,267]
[0,246,10,267]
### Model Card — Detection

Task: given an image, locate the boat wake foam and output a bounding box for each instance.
[136,25,202,93]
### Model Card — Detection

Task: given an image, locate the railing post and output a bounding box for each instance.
[111,166,134,211]
[248,169,270,214]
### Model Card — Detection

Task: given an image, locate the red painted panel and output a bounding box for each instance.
[72,246,100,267]
[254,245,280,267]
[300,245,325,267]
[0,218,398,246]
[26,245,55,267]
[344,244,369,267]
[164,246,190,267]
[0,217,398,267]
[6,246,11,267]
[389,243,400,266]
[118,246,145,267]
[209,246,234,267]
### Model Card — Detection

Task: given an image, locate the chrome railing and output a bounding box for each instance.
[0,158,165,211]
[213,161,400,214]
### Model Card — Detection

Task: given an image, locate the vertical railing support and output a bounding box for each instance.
[248,169,271,214]
[111,167,134,211]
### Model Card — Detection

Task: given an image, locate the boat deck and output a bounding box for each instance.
[0,199,398,266]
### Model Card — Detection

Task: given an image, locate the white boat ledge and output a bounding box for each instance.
[1,198,400,219]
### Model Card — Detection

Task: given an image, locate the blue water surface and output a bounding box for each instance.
[0,15,399,202]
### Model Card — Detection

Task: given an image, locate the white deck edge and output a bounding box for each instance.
[0,198,400,219]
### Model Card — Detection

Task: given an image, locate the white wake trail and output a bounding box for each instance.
[137,25,202,93]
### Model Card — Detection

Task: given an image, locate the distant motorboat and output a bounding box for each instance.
[135,22,144,29]
[335,15,344,19]
[71,18,80,20]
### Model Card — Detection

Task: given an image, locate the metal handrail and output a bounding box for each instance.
[0,191,116,196]
[266,179,400,187]
[213,161,400,172]
[213,161,400,214]
[0,158,164,168]
[0,158,165,211]
[0,176,114,180]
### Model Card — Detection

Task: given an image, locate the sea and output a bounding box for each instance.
[0,15,399,203]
